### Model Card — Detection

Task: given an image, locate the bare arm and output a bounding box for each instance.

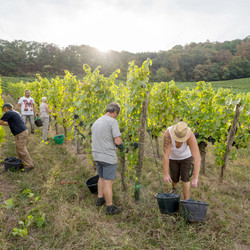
[45,104,52,114]
[114,136,122,146]
[32,103,39,115]
[14,103,21,111]
[163,130,172,182]
[0,120,8,126]
[187,132,201,187]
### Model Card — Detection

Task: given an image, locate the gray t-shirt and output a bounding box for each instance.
[91,115,121,164]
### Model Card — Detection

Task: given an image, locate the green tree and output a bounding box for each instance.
[228,56,250,79]
[155,68,172,82]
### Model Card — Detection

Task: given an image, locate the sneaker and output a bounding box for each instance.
[106,205,122,215]
[170,188,178,194]
[23,166,34,172]
[96,197,105,206]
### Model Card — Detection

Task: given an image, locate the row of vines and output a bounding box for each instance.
[0,82,5,145]
[1,59,250,198]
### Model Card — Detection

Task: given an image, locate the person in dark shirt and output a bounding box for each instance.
[0,103,34,171]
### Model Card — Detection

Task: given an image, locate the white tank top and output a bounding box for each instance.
[39,102,49,118]
[168,126,192,160]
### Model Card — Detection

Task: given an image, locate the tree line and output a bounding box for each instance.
[0,36,249,81]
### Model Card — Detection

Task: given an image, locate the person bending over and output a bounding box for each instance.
[163,121,201,200]
[0,103,34,171]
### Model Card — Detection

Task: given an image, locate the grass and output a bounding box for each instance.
[0,118,249,249]
[175,77,250,94]
[210,78,250,94]
[0,76,37,84]
[0,76,37,93]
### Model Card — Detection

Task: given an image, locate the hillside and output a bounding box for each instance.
[0,112,249,249]
[175,77,250,94]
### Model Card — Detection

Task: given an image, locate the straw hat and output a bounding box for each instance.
[170,122,191,142]
[42,97,47,102]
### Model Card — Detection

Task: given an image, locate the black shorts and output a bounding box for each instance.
[169,156,193,183]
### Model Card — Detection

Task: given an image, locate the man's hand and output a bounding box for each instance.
[192,178,198,188]
[114,136,122,146]
[0,120,8,126]
[116,142,124,149]
[163,174,172,183]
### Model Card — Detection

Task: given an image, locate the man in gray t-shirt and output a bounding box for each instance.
[91,102,123,215]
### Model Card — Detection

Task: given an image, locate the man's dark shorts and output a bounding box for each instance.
[169,156,193,183]
[95,161,117,180]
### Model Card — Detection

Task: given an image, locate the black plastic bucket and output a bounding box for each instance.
[85,175,99,194]
[155,193,180,214]
[181,199,209,222]
[35,118,43,127]
[4,157,23,171]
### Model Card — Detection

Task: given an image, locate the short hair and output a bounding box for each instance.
[2,103,13,109]
[106,102,120,114]
[25,90,30,93]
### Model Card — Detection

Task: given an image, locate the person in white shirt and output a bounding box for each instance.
[14,90,39,134]
[163,121,201,200]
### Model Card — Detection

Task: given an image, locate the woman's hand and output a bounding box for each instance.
[163,174,172,183]
[191,178,198,188]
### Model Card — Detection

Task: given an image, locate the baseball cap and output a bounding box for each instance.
[2,103,13,109]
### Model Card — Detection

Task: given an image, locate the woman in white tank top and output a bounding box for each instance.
[39,97,51,141]
[163,122,201,200]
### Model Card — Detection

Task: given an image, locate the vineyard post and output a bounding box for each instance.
[134,91,150,201]
[220,102,241,182]
[53,113,59,135]
[155,137,161,159]
[63,118,67,138]
[120,152,127,191]
[73,117,80,154]
[199,141,207,175]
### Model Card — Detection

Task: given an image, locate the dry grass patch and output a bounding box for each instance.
[0,125,249,249]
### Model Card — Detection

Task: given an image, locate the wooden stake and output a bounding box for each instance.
[220,102,241,182]
[134,92,150,201]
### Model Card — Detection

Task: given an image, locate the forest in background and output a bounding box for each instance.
[0,36,249,82]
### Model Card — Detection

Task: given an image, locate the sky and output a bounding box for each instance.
[0,0,249,53]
